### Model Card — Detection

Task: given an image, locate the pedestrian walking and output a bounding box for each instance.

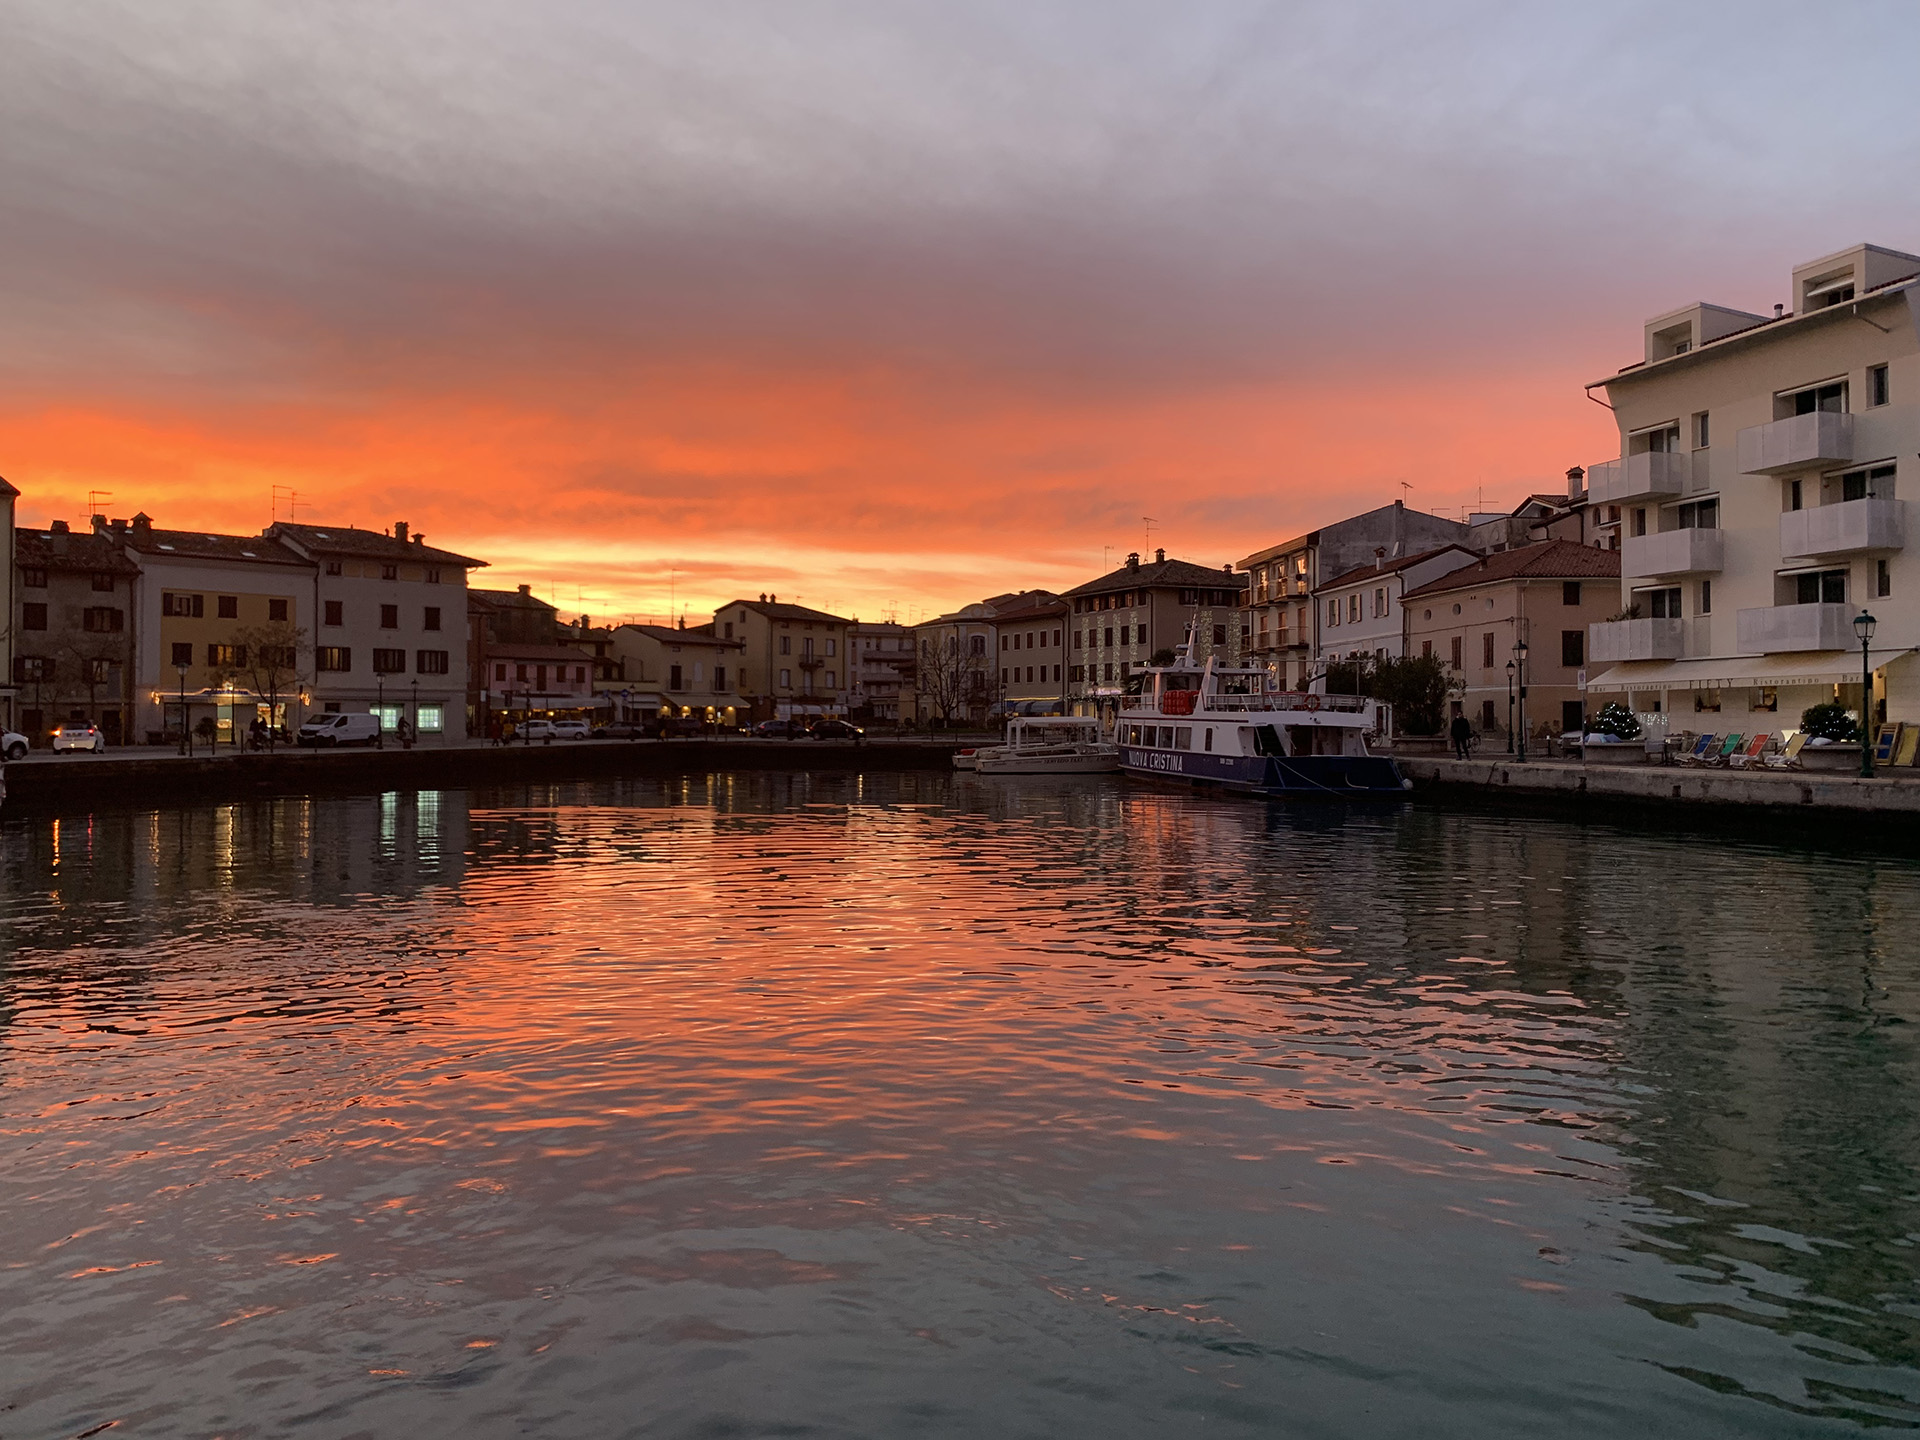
[1450,712,1474,760]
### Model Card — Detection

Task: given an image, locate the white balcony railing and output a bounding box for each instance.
[1586,451,1689,507]
[1622,527,1724,579]
[1588,618,1685,663]
[1737,603,1855,653]
[1780,497,1905,559]
[1736,411,1854,475]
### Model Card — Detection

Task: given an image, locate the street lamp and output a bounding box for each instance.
[1513,637,1530,762]
[1856,609,1878,778]
[176,662,190,756]
[410,678,419,749]
[1504,659,1516,755]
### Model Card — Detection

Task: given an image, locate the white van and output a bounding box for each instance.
[296,713,383,748]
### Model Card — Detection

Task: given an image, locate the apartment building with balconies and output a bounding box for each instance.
[848,621,916,725]
[713,596,850,722]
[1065,551,1246,716]
[607,621,745,726]
[1583,243,1920,729]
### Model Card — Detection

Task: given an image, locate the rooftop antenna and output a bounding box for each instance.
[1144,516,1158,554]
[86,490,113,518]
[1103,544,1113,572]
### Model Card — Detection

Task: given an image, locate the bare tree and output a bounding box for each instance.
[234,621,310,750]
[917,631,996,728]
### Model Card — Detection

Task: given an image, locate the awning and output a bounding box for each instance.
[1587,648,1917,694]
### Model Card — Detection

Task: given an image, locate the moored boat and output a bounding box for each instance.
[973,716,1119,775]
[1116,646,1408,796]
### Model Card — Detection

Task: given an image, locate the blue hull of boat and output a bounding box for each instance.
[1119,747,1408,797]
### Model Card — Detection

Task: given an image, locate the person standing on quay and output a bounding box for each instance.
[1450,712,1474,760]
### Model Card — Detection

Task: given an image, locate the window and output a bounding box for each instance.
[171,642,193,666]
[1347,594,1360,623]
[969,636,985,656]
[714,665,727,690]
[1788,479,1803,512]
[84,658,111,684]
[1785,380,1847,417]
[82,607,124,633]
[1794,569,1848,605]
[1561,630,1583,667]
[1421,640,1433,659]
[1839,463,1895,502]
[206,644,244,668]
[14,656,52,683]
[1675,498,1719,530]
[416,649,449,674]
[1000,635,1009,651]
[1104,663,1114,681]
[1102,626,1113,647]
[1755,688,1778,714]
[826,669,836,687]
[1631,508,1648,538]
[779,635,791,655]
[21,567,46,588]
[372,648,406,673]
[1878,559,1892,598]
[90,571,115,592]
[269,598,289,622]
[515,664,528,681]
[1212,624,1227,645]
[381,564,398,581]
[574,666,585,683]
[493,662,506,682]
[1326,600,1339,627]
[217,595,238,619]
[425,567,443,584]
[1869,364,1890,408]
[322,560,342,576]
[162,592,204,618]
[1700,580,1712,615]
[379,604,398,629]
[1693,412,1710,449]
[21,603,47,631]
[324,600,343,626]
[1450,636,1463,670]
[1643,586,1683,619]
[669,664,684,690]
[1562,582,1581,605]
[826,639,837,657]
[1482,632,1495,668]
[417,704,444,732]
[779,668,791,687]
[423,606,441,631]
[1374,586,1387,618]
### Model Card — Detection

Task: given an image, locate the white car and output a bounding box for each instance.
[51,722,107,754]
[2,729,27,761]
[518,719,591,741]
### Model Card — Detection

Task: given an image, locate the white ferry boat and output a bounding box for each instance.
[1116,646,1409,796]
[973,716,1119,775]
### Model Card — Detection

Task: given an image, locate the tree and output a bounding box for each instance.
[917,632,989,727]
[1801,701,1858,742]
[1358,654,1455,736]
[1589,702,1641,740]
[234,621,310,750]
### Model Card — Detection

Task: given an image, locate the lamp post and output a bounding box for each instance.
[1504,660,1516,754]
[376,673,385,750]
[1513,637,1530,762]
[410,678,419,750]
[177,662,190,756]
[1857,609,1878,778]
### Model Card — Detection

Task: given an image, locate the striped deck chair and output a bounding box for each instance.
[1675,733,1717,766]
[1764,732,1809,770]
[1702,733,1745,767]
[1728,734,1769,769]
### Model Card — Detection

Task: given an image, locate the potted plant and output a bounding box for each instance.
[1581,702,1646,765]
[1796,702,1863,771]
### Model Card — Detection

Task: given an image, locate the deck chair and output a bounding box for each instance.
[1702,733,1744,767]
[1764,732,1808,770]
[1898,725,1920,768]
[1675,733,1717,766]
[1727,734,1769,769]
[1874,723,1902,767]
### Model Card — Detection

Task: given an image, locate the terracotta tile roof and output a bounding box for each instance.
[126,528,310,566]
[1400,540,1620,599]
[718,599,852,624]
[1317,545,1477,592]
[617,623,745,649]
[1064,557,1247,598]
[14,528,140,574]
[268,522,484,568]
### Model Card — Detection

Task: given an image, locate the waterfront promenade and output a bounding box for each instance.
[1398,753,1920,816]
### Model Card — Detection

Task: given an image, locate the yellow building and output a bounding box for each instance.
[710,596,851,722]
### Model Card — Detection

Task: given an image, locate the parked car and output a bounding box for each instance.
[552,719,592,740]
[809,720,865,740]
[2,729,27,761]
[517,719,558,741]
[593,721,648,739]
[296,713,383,747]
[52,722,107,754]
[751,719,803,738]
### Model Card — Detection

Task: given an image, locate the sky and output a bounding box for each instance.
[4,1,1918,624]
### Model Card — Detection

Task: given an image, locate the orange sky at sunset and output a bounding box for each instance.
[5,2,1915,623]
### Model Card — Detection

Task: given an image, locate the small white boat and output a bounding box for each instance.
[951,747,980,771]
[973,716,1119,775]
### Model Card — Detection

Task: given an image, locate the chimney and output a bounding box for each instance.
[1565,465,1586,501]
[394,521,408,542]
[414,533,425,546]
[111,518,127,534]
[1126,552,1140,572]
[1154,547,1165,563]
[678,615,686,630]
[759,592,767,602]
[518,583,531,596]
[1374,546,1387,570]
[770,593,778,602]
[1773,303,1785,319]
[91,514,108,535]
[131,512,152,537]
[50,519,68,533]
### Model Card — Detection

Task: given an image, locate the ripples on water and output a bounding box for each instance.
[5,774,1920,1437]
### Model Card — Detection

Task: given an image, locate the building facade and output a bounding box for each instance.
[1580,242,1920,735]
[1401,540,1623,739]
[1311,545,1480,673]
[12,520,139,743]
[847,621,916,724]
[1241,502,1474,691]
[266,522,484,745]
[712,596,850,721]
[991,593,1070,715]
[606,622,745,727]
[914,604,998,727]
[1064,551,1246,716]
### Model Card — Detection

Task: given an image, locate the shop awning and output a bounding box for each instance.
[1587,648,1917,694]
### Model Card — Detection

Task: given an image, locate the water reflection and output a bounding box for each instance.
[2,775,1919,1435]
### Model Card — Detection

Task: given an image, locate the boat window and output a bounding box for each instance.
[1252,724,1284,757]
[1174,727,1191,751]
[1158,726,1174,748]
[1204,728,1213,752]
[1289,726,1317,755]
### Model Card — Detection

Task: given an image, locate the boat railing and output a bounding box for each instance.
[1173,691,1373,714]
